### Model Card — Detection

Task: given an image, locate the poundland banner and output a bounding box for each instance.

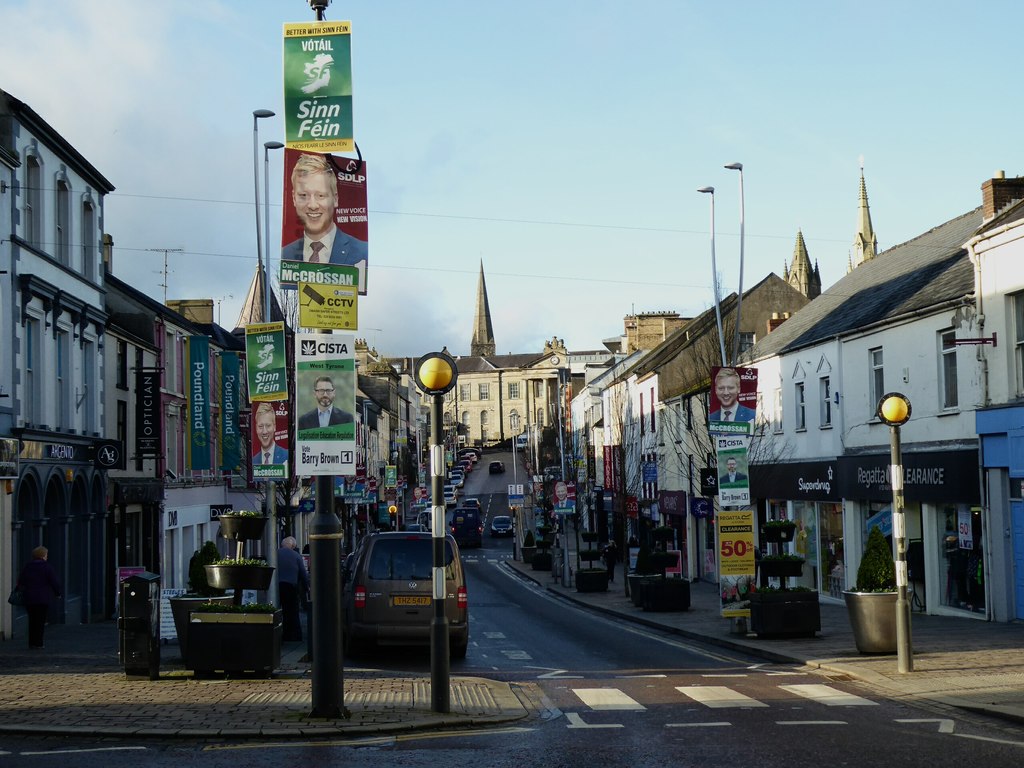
[294,333,355,476]
[283,21,353,152]
[186,336,211,471]
[219,352,241,472]
[245,322,288,402]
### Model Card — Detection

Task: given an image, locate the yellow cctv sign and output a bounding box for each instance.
[298,281,359,330]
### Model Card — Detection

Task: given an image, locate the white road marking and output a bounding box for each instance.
[776,720,848,726]
[779,684,876,707]
[666,721,732,728]
[21,747,149,755]
[897,718,955,734]
[565,712,624,729]
[501,649,532,660]
[529,667,584,679]
[676,686,768,708]
[574,688,646,711]
[702,673,748,678]
[618,673,667,678]
[483,631,506,639]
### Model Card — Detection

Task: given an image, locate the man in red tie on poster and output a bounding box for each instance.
[281,153,367,269]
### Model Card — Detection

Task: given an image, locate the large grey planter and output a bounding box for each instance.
[843,590,898,653]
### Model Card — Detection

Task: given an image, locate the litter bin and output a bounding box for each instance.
[118,571,161,680]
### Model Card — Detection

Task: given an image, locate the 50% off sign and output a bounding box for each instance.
[717,508,755,576]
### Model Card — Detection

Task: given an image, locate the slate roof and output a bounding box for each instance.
[749,206,982,360]
[452,353,546,373]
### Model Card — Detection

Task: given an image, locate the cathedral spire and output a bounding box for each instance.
[853,160,878,267]
[470,260,496,356]
[787,229,821,299]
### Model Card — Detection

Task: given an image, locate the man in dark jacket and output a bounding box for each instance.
[277,536,310,642]
[17,546,61,648]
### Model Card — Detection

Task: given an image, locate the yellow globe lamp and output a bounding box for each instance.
[877,392,911,426]
[415,351,458,395]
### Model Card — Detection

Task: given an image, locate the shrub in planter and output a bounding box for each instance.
[649,551,679,576]
[761,519,797,544]
[759,554,805,578]
[855,526,897,592]
[189,541,226,598]
[520,530,537,564]
[651,526,675,547]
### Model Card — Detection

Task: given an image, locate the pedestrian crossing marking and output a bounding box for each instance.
[778,684,876,707]
[565,712,624,729]
[675,686,768,708]
[574,688,646,711]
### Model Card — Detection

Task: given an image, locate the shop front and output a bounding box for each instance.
[658,490,689,578]
[751,459,843,602]
[837,447,982,618]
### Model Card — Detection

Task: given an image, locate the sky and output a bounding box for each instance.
[3,1,1023,359]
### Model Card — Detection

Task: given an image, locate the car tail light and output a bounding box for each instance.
[478,525,483,534]
[354,586,366,608]
[457,585,467,609]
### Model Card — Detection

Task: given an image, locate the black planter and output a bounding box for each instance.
[641,577,690,612]
[185,609,283,677]
[205,564,276,591]
[761,523,797,544]
[169,595,233,660]
[531,552,553,571]
[520,545,536,564]
[759,558,805,579]
[218,515,269,541]
[749,590,820,638]
[576,569,609,593]
[628,574,654,607]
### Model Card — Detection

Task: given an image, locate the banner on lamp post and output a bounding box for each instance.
[719,507,756,619]
[186,336,211,471]
[294,333,356,476]
[245,322,288,402]
[219,351,241,472]
[283,21,353,152]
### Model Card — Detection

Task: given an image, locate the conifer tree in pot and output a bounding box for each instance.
[169,541,231,659]
[843,525,898,653]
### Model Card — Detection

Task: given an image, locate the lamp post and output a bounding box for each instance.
[252,109,274,296]
[724,163,744,364]
[698,186,727,366]
[415,351,459,713]
[877,392,914,673]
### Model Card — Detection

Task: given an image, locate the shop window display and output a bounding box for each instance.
[938,505,984,614]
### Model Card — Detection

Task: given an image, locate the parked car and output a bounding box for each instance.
[489,515,513,537]
[447,507,483,548]
[341,531,468,658]
[489,461,505,474]
[449,470,464,488]
[443,484,458,506]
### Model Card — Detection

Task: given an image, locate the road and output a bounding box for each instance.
[4,451,1024,765]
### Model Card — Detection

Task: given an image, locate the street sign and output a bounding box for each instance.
[507,483,524,496]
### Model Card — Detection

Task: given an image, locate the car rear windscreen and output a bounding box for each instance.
[367,539,455,580]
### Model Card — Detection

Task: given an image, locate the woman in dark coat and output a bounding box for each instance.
[16,546,62,648]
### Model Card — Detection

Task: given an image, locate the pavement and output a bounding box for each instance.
[2,552,1024,739]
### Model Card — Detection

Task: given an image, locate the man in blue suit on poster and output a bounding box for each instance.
[709,367,757,423]
[252,402,288,466]
[281,153,367,287]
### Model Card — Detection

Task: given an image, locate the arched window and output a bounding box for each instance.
[24,152,42,247]
[55,175,71,265]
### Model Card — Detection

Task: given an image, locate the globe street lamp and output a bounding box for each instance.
[415,351,459,713]
[877,392,914,673]
[698,186,727,366]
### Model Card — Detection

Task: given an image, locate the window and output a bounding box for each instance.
[795,382,806,430]
[164,330,178,393]
[508,381,520,399]
[536,408,544,427]
[640,392,645,435]
[650,386,656,432]
[869,347,884,416]
[117,400,128,454]
[25,318,39,423]
[1014,293,1024,396]
[478,383,490,400]
[116,339,129,389]
[82,339,96,433]
[459,384,471,401]
[166,410,180,477]
[685,396,692,430]
[25,154,42,247]
[509,409,520,433]
[739,332,755,355]
[56,178,71,265]
[56,330,69,429]
[773,388,783,433]
[82,198,97,281]
[819,376,832,427]
[940,329,958,409]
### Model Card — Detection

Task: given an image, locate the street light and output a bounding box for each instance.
[877,391,913,673]
[414,350,459,713]
[724,162,744,364]
[252,109,275,298]
[698,186,727,365]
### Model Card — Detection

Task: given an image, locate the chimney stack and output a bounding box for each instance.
[982,171,1024,221]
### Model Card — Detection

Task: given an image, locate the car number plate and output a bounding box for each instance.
[393,596,430,606]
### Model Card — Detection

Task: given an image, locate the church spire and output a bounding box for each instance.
[234,262,284,330]
[470,260,496,356]
[787,229,821,299]
[853,160,878,267]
